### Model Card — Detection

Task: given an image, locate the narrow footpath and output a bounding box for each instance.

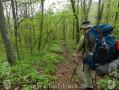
[54,43,83,90]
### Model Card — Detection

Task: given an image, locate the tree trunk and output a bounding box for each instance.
[72,18,75,40]
[11,0,20,61]
[5,2,11,29]
[62,19,66,40]
[42,17,62,49]
[86,0,92,20]
[70,0,80,44]
[0,0,15,65]
[105,0,111,23]
[76,0,80,14]
[97,0,102,24]
[82,0,87,20]
[81,0,92,21]
[38,0,44,50]
[114,0,119,25]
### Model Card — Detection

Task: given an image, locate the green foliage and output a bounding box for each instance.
[66,40,76,51]
[98,75,119,89]
[48,42,63,53]
[42,53,63,64]
[1,0,119,89]
[0,47,63,89]
[10,62,38,82]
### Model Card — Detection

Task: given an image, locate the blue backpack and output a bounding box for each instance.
[84,24,117,70]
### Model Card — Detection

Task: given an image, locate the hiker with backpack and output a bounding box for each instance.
[76,21,94,90]
[76,21,119,90]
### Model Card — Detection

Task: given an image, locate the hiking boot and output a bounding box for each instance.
[84,87,93,90]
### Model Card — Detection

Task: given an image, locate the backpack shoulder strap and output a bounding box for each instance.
[82,33,92,55]
[82,35,87,55]
[85,32,92,51]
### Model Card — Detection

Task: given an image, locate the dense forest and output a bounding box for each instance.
[0,0,119,90]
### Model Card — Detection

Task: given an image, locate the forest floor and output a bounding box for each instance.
[54,43,83,90]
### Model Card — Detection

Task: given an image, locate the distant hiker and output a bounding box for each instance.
[76,21,119,90]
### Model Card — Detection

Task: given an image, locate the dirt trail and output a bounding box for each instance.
[54,44,82,90]
[53,42,104,90]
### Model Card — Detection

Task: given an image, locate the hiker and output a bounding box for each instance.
[76,21,119,90]
[76,21,94,90]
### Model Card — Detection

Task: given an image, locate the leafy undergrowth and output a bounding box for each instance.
[0,42,63,90]
[47,41,63,53]
[98,71,119,90]
[66,40,76,51]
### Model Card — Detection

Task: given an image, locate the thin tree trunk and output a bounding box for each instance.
[0,0,16,65]
[11,0,20,61]
[83,0,87,20]
[97,0,102,24]
[5,2,11,29]
[99,2,104,23]
[86,0,92,20]
[31,3,35,52]
[24,1,28,16]
[72,18,75,40]
[97,0,104,24]
[62,19,66,40]
[76,0,80,14]
[105,0,111,23]
[114,0,119,25]
[29,26,32,55]
[80,0,84,22]
[42,17,62,49]
[38,0,44,50]
[70,0,80,44]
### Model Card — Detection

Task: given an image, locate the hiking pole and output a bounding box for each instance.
[92,71,98,90]
[70,55,82,82]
